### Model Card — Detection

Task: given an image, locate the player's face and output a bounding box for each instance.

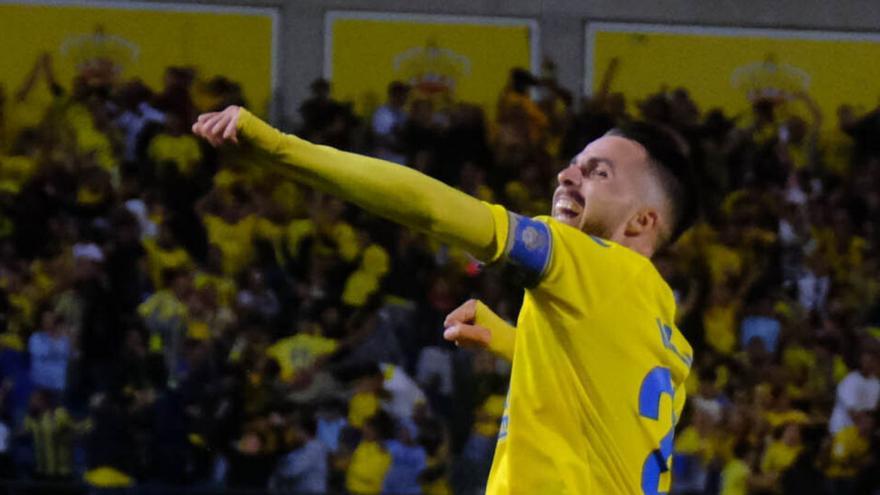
[552,136,648,239]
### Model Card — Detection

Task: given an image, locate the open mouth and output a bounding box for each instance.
[554,191,584,220]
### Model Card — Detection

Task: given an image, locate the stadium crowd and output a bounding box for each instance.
[0,51,878,495]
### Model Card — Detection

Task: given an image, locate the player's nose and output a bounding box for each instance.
[557,163,581,187]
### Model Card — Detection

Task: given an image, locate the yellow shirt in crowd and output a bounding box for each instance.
[148,133,203,176]
[825,426,870,479]
[347,392,380,430]
[719,458,750,495]
[265,333,338,381]
[345,440,391,495]
[760,440,801,476]
[474,394,507,438]
[203,214,257,276]
[142,239,192,289]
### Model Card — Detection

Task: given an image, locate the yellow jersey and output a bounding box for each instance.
[719,458,750,495]
[203,214,257,276]
[147,134,203,176]
[760,440,801,476]
[142,239,193,289]
[348,391,381,429]
[345,440,391,495]
[230,109,694,493]
[825,426,869,479]
[485,207,693,494]
[475,394,508,438]
[266,333,338,381]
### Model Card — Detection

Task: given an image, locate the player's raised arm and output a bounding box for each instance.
[193,106,506,261]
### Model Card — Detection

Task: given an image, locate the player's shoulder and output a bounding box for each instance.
[540,215,682,313]
[496,209,670,297]
[536,215,658,271]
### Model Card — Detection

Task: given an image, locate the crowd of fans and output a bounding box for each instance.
[0,49,878,495]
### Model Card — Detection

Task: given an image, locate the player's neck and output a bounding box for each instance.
[613,235,655,259]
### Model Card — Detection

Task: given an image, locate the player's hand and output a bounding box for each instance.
[192,105,241,147]
[443,299,492,349]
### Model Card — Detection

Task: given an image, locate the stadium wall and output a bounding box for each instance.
[120,0,880,123]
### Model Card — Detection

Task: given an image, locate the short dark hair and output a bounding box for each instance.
[510,68,538,92]
[605,122,698,246]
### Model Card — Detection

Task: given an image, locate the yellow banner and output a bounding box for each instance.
[327,13,537,117]
[588,24,880,128]
[0,2,275,115]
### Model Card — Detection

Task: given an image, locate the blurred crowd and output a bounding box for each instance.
[0,50,878,495]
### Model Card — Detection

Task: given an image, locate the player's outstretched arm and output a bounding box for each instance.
[443,299,515,362]
[192,106,504,261]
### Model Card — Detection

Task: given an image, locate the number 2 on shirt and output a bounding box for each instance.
[638,366,674,495]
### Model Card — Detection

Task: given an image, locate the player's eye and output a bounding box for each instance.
[589,167,609,179]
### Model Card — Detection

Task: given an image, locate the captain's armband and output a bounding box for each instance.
[499,213,552,287]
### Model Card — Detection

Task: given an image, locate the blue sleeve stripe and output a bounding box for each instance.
[503,212,552,285]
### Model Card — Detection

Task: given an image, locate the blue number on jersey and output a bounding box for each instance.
[638,367,675,495]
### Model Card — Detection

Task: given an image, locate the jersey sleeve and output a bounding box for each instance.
[237,108,501,261]
[486,204,653,307]
[474,299,516,362]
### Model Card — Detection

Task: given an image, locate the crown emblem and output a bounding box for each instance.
[60,25,139,81]
[521,226,546,251]
[731,54,810,103]
[393,39,471,96]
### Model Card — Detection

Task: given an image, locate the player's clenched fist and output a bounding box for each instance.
[192,105,241,147]
[443,299,492,349]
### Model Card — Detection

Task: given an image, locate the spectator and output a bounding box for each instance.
[225,430,278,490]
[718,443,756,495]
[21,389,86,481]
[266,315,338,383]
[27,309,71,397]
[454,376,506,495]
[236,268,280,324]
[270,413,328,494]
[672,407,716,494]
[316,400,348,454]
[345,412,393,495]
[137,269,191,385]
[381,363,426,421]
[760,421,804,482]
[496,68,548,147]
[739,295,782,354]
[298,78,345,141]
[153,66,196,125]
[114,79,165,163]
[347,367,384,430]
[382,420,427,495]
[779,426,829,495]
[372,81,410,164]
[415,345,454,416]
[142,223,192,290]
[825,411,873,494]
[6,47,880,495]
[829,348,880,434]
[147,111,204,179]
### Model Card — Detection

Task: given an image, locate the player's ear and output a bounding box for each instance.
[624,208,659,237]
